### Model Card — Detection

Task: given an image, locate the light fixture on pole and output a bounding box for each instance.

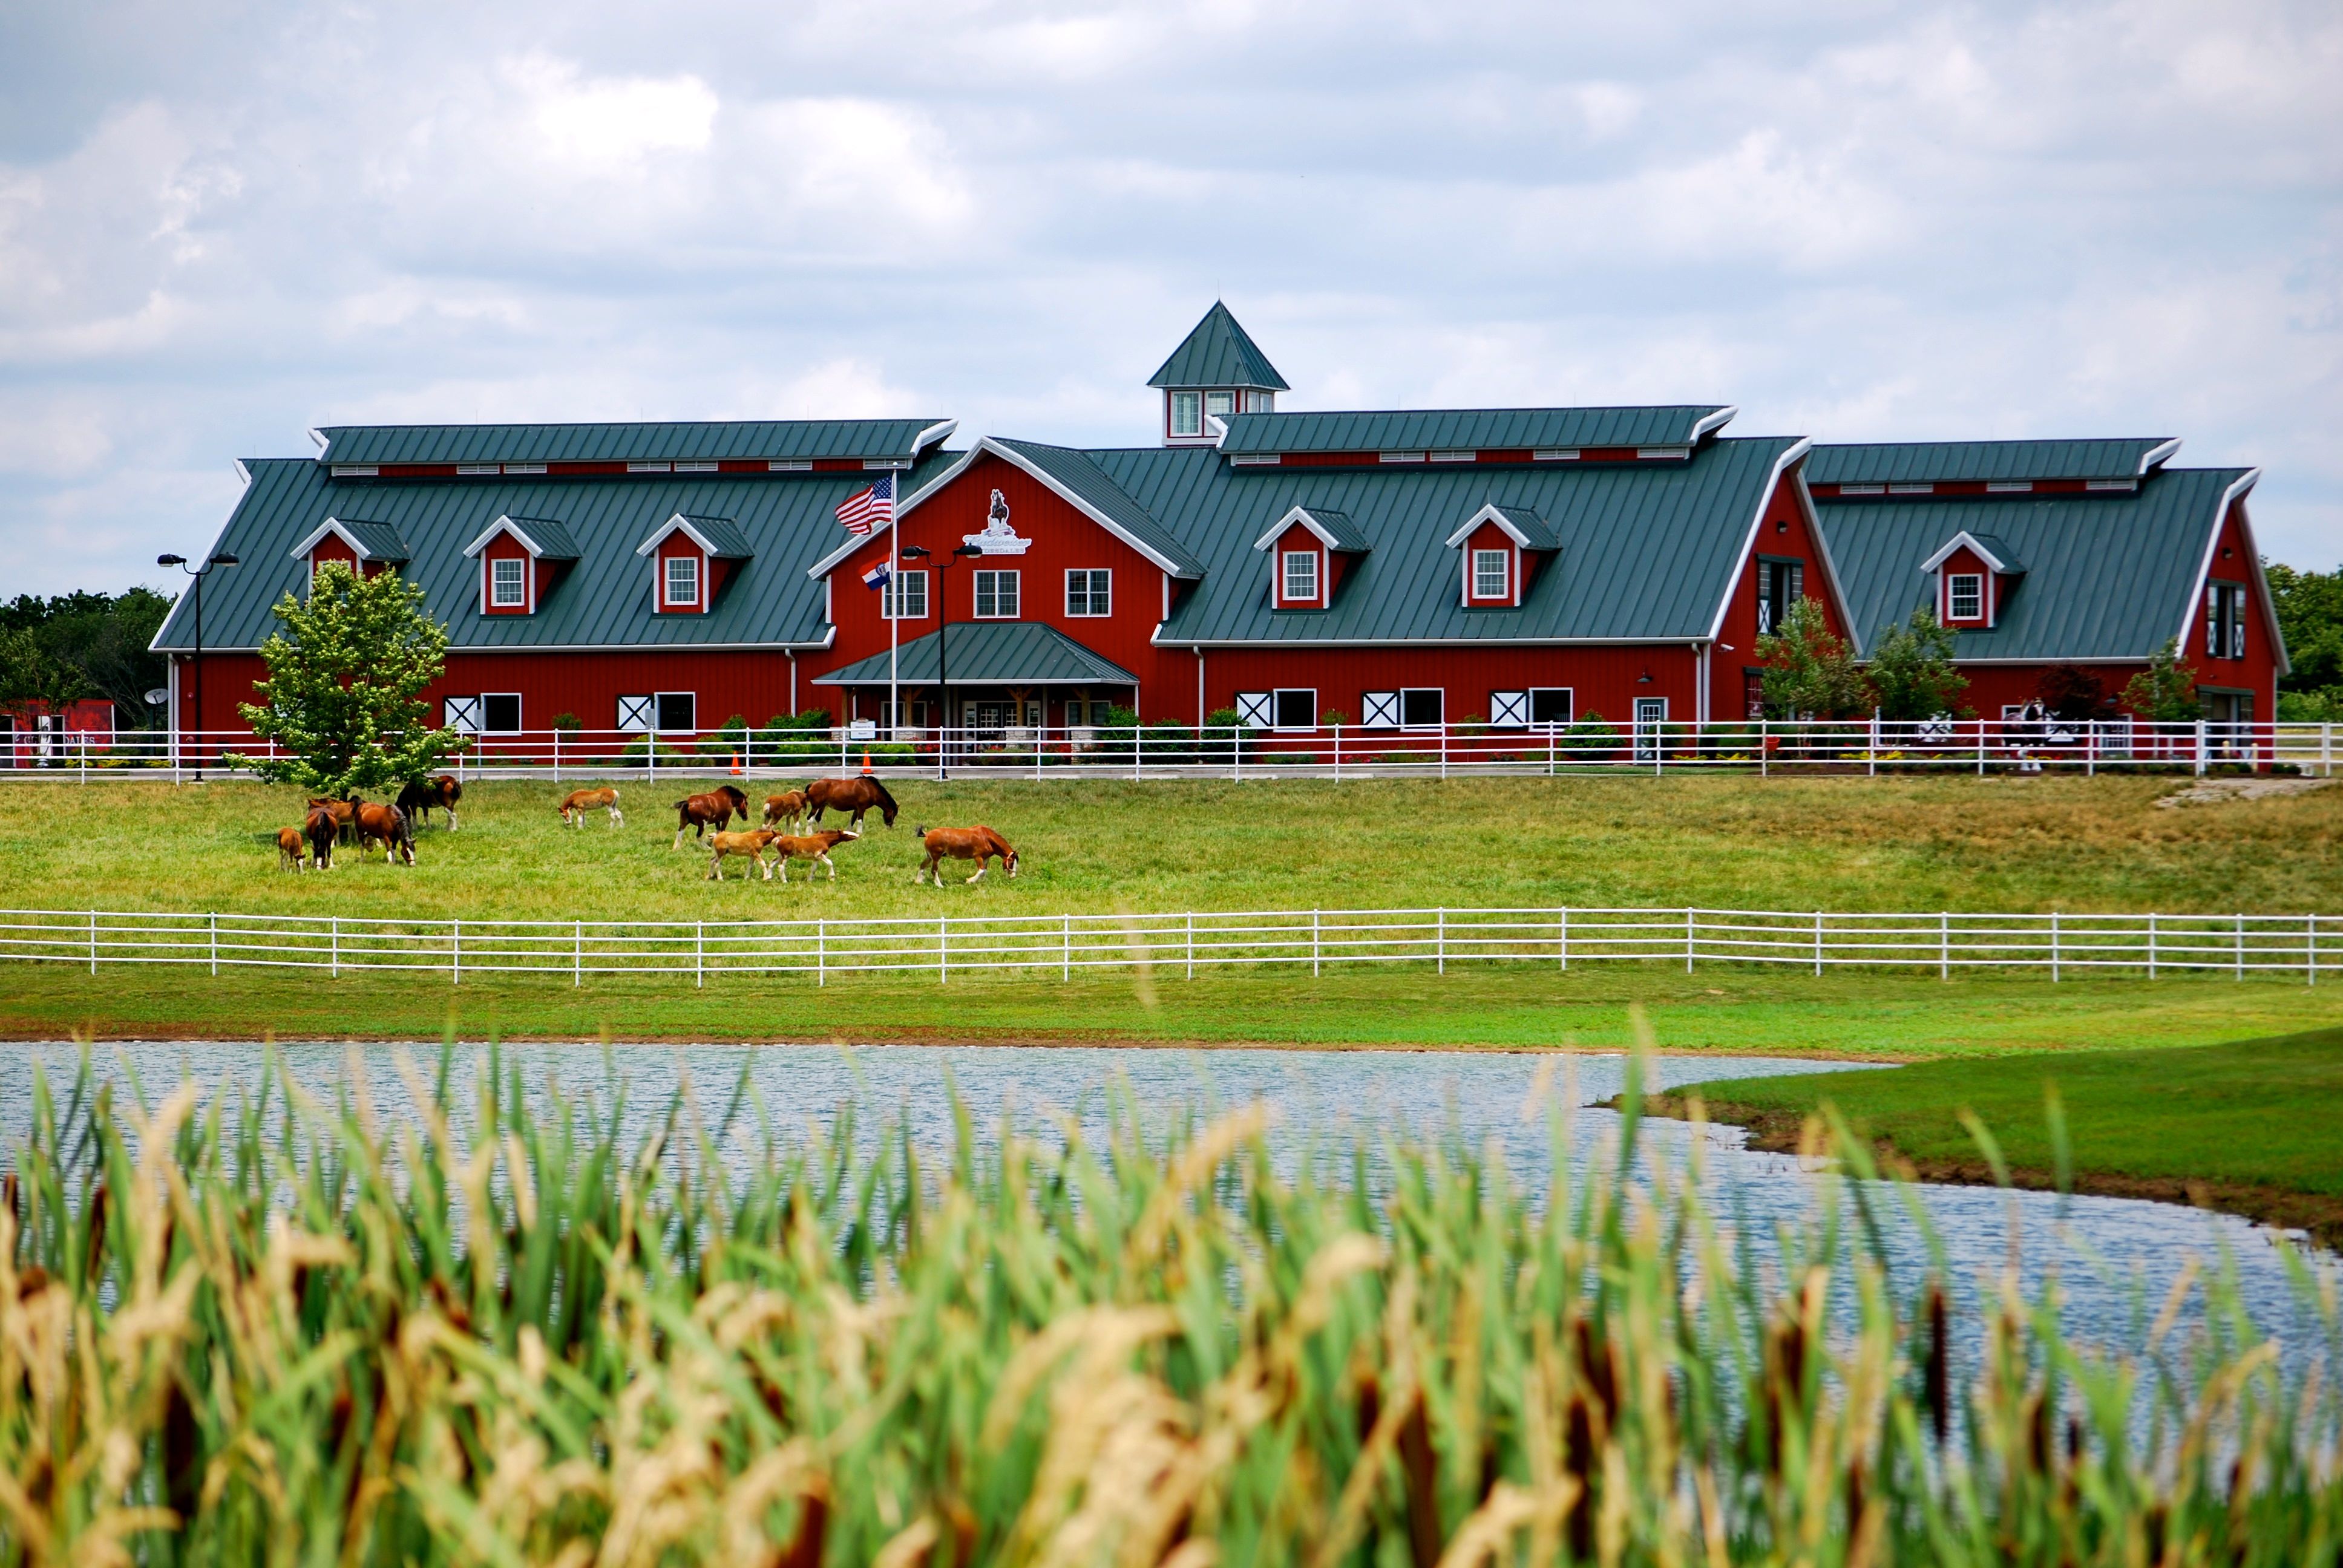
[158,550,240,780]
[900,541,985,780]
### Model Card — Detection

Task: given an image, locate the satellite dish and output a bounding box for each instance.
[145,688,171,705]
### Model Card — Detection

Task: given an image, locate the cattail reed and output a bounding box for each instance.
[0,1044,2334,1566]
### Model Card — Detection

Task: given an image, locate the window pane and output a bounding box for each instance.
[1274,689,1315,729]
[1171,392,1201,436]
[1205,391,1234,418]
[1401,688,1442,727]
[617,695,654,732]
[491,558,526,606]
[483,694,521,732]
[1949,575,1982,619]
[1530,688,1572,726]
[1282,551,1317,601]
[1473,549,1507,598]
[666,556,698,605]
[655,693,696,733]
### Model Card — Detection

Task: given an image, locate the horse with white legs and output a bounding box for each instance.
[914,825,1018,885]
[770,829,859,883]
[559,786,623,828]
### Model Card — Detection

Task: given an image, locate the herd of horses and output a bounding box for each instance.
[272,771,1019,884]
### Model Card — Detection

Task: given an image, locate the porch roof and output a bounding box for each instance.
[813,621,1138,687]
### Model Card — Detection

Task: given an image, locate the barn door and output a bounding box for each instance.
[1234,691,1273,728]
[1362,691,1400,728]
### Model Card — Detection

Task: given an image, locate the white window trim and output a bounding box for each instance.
[1470,547,1510,603]
[1529,687,1574,730]
[974,569,1021,620]
[663,552,703,612]
[652,691,697,733]
[1234,691,1273,729]
[1271,688,1317,731]
[1947,572,1984,622]
[487,555,529,611]
[617,694,655,733]
[1633,696,1668,760]
[1362,691,1400,729]
[1280,549,1320,606]
[444,696,483,733]
[1490,691,1529,727]
[1169,391,1203,438]
[479,693,523,733]
[883,569,929,621]
[1204,390,1236,420]
[1064,568,1112,618]
[1399,687,1444,730]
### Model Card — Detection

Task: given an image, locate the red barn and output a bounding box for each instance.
[150,305,2284,751]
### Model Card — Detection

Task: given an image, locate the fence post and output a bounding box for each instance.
[1311,910,1320,978]
[88,910,96,973]
[2325,722,2333,778]
[1976,720,1986,776]
[649,736,656,783]
[1334,724,1343,781]
[2086,722,2096,778]
[1939,912,1950,980]
[1759,717,1768,778]
[1559,907,1568,971]
[553,726,562,783]
[1869,714,1878,777]
[1814,910,1823,977]
[453,919,461,985]
[2051,910,2060,982]
[1063,914,1070,982]
[210,912,218,977]
[696,920,704,988]
[1437,907,1446,974]
[940,916,948,984]
[2148,912,2157,979]
[1440,725,1449,780]
[1233,724,1240,783]
[575,920,582,987]
[2307,913,2317,987]
[818,919,827,987]
[2235,913,2244,979]
[1685,907,1695,973]
[332,916,339,978]
[2195,720,2207,777]
[1186,912,1194,980]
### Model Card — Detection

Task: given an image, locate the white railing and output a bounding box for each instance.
[7,719,2336,783]
[1,905,2328,985]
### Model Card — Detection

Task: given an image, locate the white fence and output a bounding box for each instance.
[5,718,2339,783]
[2,905,2328,985]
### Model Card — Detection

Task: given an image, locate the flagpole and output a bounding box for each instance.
[886,475,899,741]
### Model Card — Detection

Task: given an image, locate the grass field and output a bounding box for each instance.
[1650,1025,2343,1243]
[1,773,2338,921]
[3,961,2338,1059]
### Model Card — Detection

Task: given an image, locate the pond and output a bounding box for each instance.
[1,1040,2327,1365]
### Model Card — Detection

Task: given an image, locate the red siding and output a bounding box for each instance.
[1201,644,1700,731]
[1708,469,1840,723]
[1935,544,1995,628]
[480,532,532,615]
[1271,522,1326,609]
[1462,521,1518,606]
[653,534,707,613]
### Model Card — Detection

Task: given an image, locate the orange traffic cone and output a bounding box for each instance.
[860,751,873,774]
[730,754,742,775]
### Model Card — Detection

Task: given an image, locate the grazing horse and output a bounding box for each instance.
[559,786,623,828]
[353,802,416,866]
[770,829,858,883]
[762,788,811,832]
[706,828,784,880]
[807,776,897,832]
[307,797,359,844]
[398,774,463,831]
[672,785,749,849]
[304,807,338,871]
[276,826,309,871]
[914,825,1018,884]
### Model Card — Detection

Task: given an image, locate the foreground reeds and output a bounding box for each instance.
[1,1046,2336,1567]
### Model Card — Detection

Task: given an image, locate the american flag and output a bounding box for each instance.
[834,471,894,535]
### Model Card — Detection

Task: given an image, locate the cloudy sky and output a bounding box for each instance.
[2,0,2338,596]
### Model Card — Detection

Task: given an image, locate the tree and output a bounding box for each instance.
[1865,607,1968,720]
[2266,560,2343,696]
[2120,638,2201,721]
[0,587,173,728]
[230,562,459,796]
[2037,664,2116,723]
[0,626,91,720]
[1756,596,1869,719]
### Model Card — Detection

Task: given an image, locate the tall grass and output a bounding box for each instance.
[2,1045,2336,1566]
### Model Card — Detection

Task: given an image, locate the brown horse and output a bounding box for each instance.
[353,802,416,866]
[307,797,359,844]
[770,829,858,883]
[398,774,463,831]
[559,785,624,828]
[276,826,309,871]
[807,776,897,832]
[706,828,783,880]
[304,806,338,871]
[762,788,811,832]
[672,785,749,848]
[914,825,1018,884]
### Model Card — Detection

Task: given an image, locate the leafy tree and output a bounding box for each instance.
[229,562,457,797]
[2037,664,2117,723]
[2120,638,2202,721]
[1756,596,1869,719]
[0,627,91,720]
[1865,607,1968,720]
[2266,560,2343,697]
[0,587,173,727]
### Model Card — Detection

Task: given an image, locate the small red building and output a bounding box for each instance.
[151,307,2285,746]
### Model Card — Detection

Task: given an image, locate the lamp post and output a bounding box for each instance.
[157,550,239,780]
[899,541,983,780]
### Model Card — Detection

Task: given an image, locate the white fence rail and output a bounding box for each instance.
[2,906,2328,985]
[5,719,2338,783]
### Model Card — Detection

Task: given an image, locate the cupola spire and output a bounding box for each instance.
[1149,302,1288,446]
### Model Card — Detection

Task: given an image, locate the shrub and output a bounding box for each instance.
[550,711,583,731]
[2123,638,2203,721]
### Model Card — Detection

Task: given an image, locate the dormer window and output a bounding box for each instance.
[1149,303,1291,446]
[1205,391,1234,422]
[1919,531,2024,630]
[1947,573,1983,621]
[1282,550,1319,602]
[665,555,701,609]
[290,517,411,590]
[1472,549,1509,601]
[1446,502,1559,610]
[1170,393,1202,439]
[491,558,526,607]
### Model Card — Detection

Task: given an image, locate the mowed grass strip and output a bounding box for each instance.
[1653,1026,2343,1243]
[4,963,2338,1059]
[0,773,2337,923]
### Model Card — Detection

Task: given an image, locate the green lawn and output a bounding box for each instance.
[1,773,2337,921]
[3,963,2337,1060]
[1653,1026,2343,1243]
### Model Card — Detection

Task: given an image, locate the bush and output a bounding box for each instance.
[551,711,583,731]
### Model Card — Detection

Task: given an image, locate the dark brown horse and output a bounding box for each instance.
[354,802,416,865]
[304,806,338,871]
[671,784,749,849]
[807,776,897,831]
[397,774,463,831]
[307,797,360,845]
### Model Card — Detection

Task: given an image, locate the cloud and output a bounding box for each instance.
[0,0,2335,594]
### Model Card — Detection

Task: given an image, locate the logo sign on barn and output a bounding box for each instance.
[963,488,1032,555]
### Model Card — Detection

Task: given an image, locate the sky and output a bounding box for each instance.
[1,0,2338,599]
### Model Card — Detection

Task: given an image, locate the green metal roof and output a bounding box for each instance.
[1268,506,1371,553]
[315,419,952,468]
[1806,438,2178,486]
[1146,303,1289,391]
[335,519,411,562]
[155,451,962,652]
[1217,405,1733,456]
[1484,504,1561,550]
[1817,468,2253,661]
[494,516,580,560]
[989,439,1207,578]
[1085,436,1803,645]
[815,622,1138,687]
[663,514,755,559]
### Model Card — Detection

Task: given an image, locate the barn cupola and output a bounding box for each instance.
[1919,530,2024,629]
[1149,302,1289,446]
[462,514,582,616]
[289,517,410,588]
[1256,505,1369,610]
[635,512,753,615]
[1445,503,1560,609]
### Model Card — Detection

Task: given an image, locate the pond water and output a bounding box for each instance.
[1,1041,2329,1366]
